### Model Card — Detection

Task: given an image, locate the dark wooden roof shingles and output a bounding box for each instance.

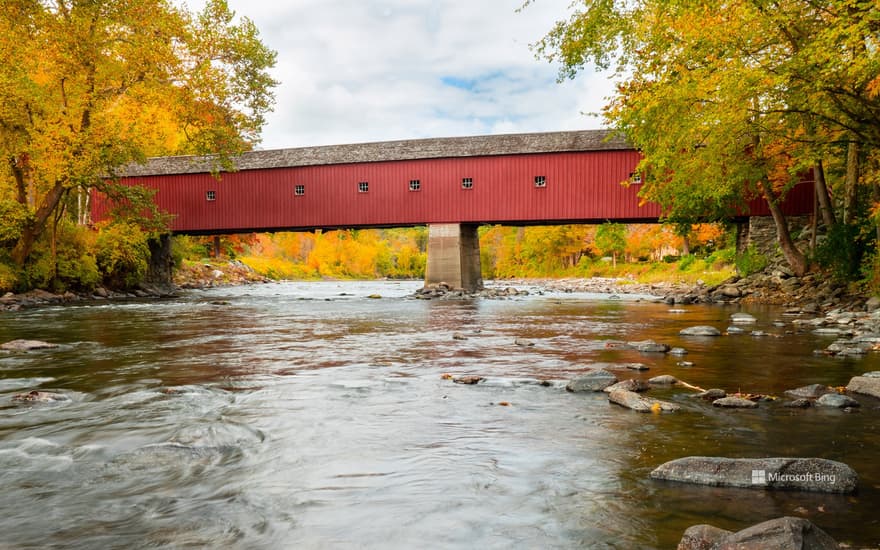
[121,129,628,177]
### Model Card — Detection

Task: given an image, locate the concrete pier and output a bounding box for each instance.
[424,223,483,292]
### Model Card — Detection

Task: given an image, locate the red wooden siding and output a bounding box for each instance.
[93,149,815,234]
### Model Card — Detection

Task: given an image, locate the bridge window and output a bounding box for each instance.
[461,177,473,190]
[534,176,546,188]
[206,190,216,201]
[409,179,421,192]
[294,185,305,196]
[629,172,642,184]
[358,181,369,193]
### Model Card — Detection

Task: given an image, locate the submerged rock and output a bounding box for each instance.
[712,396,759,408]
[784,384,833,399]
[677,517,839,550]
[566,369,618,392]
[651,456,858,493]
[784,399,813,409]
[816,393,860,408]
[608,388,680,412]
[1,339,59,351]
[679,325,722,337]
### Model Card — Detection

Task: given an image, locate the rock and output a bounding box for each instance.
[566,369,618,392]
[651,456,858,493]
[669,347,688,356]
[12,390,68,403]
[677,361,695,367]
[452,375,483,385]
[0,339,59,351]
[816,393,860,408]
[813,327,842,335]
[784,399,813,409]
[608,389,680,412]
[628,340,671,353]
[802,303,819,314]
[677,524,732,550]
[866,296,880,312]
[514,338,535,347]
[677,517,840,550]
[452,332,468,341]
[679,325,722,337]
[726,326,747,335]
[603,379,650,393]
[695,388,726,400]
[730,312,757,324]
[847,372,880,399]
[718,285,742,298]
[649,375,678,385]
[712,396,759,408]
[784,384,833,399]
[367,294,382,299]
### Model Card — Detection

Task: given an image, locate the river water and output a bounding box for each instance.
[0,280,879,549]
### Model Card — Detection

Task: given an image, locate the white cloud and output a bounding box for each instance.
[208,0,616,148]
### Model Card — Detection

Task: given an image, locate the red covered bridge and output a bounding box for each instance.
[95,129,814,290]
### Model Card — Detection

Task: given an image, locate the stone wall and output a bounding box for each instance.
[745,215,812,255]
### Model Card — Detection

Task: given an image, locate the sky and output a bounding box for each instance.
[200,1,615,150]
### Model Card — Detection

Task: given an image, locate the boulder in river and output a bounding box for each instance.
[12,390,68,403]
[712,396,759,408]
[649,375,679,386]
[627,340,671,353]
[608,388,680,413]
[669,347,688,356]
[695,388,726,400]
[816,393,860,408]
[783,399,813,409]
[651,456,858,493]
[603,379,649,393]
[729,312,757,324]
[677,517,840,550]
[784,384,833,399]
[1,339,58,351]
[566,369,618,392]
[679,326,722,337]
[846,372,880,399]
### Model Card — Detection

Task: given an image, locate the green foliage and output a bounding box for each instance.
[21,223,100,293]
[595,223,626,263]
[735,245,769,277]
[0,261,18,293]
[815,223,871,282]
[95,223,151,289]
[0,200,30,246]
[677,254,696,271]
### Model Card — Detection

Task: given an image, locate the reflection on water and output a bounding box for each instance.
[0,280,878,549]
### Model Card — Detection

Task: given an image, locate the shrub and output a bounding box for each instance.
[735,245,769,276]
[677,254,696,271]
[21,223,100,292]
[94,222,151,289]
[814,223,870,282]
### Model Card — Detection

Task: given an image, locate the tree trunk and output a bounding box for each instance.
[681,234,691,256]
[813,161,835,227]
[759,177,806,276]
[844,140,860,225]
[11,182,67,266]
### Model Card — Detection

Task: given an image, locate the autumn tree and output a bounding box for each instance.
[531,0,880,277]
[595,222,626,267]
[0,0,277,267]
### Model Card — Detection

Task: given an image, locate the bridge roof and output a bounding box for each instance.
[121,129,629,177]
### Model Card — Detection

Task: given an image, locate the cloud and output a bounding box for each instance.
[211,0,616,148]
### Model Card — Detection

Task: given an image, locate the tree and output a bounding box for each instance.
[595,222,626,268]
[0,0,277,266]
[531,0,880,277]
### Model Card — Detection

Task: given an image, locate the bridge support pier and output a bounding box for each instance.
[424,223,483,292]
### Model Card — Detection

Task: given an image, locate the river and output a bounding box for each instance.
[0,280,878,549]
